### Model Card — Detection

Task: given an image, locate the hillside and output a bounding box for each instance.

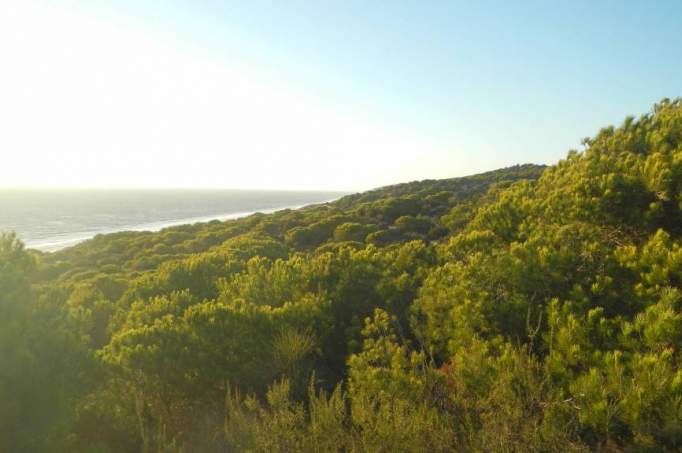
[2,99,682,452]
[37,163,544,282]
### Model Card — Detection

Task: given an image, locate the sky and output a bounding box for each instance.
[1,1,681,191]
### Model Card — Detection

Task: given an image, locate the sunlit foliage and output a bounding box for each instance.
[3,99,682,451]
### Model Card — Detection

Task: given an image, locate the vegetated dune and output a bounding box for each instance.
[2,98,681,452]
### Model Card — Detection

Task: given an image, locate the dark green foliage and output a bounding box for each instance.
[3,100,682,451]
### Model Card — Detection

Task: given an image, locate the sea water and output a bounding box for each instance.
[0,189,345,252]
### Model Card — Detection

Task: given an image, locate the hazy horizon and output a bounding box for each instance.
[0,186,352,193]
[1,1,680,191]
[0,162,539,192]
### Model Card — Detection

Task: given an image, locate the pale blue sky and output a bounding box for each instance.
[1,1,680,190]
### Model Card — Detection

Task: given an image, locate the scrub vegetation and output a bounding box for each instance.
[2,99,682,452]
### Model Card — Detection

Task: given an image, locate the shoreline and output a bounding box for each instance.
[26,199,339,253]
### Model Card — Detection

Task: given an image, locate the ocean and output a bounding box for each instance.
[0,189,346,252]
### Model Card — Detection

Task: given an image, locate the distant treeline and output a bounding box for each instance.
[1,99,682,452]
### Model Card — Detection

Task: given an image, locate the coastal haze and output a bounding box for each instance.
[0,189,345,252]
